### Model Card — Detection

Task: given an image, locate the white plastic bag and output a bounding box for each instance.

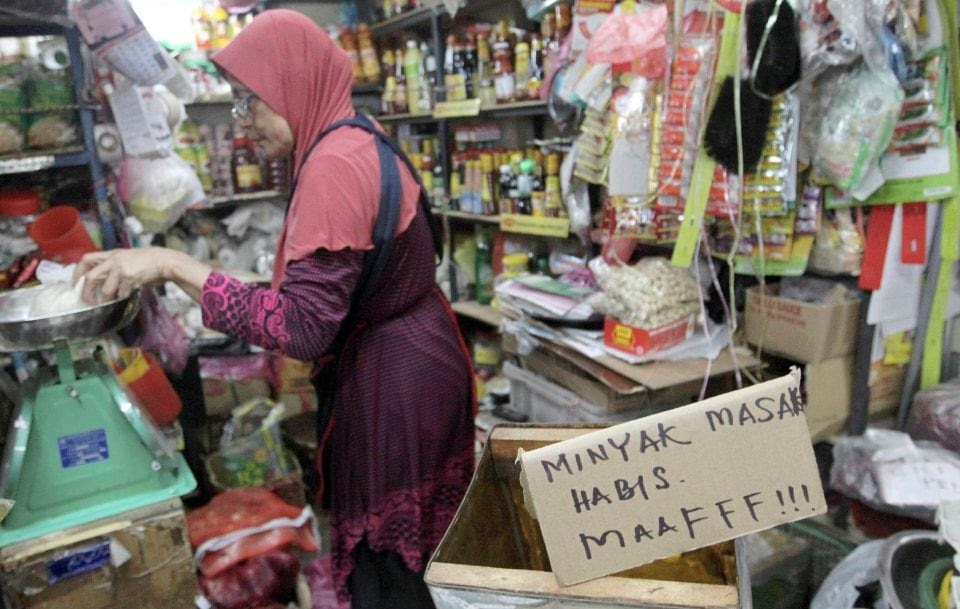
[811,539,889,609]
[118,153,206,233]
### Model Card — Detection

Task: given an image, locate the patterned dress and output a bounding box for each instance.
[200,208,476,603]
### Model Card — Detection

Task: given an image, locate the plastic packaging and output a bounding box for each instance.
[586,4,668,77]
[0,66,26,153]
[810,539,887,609]
[811,65,902,191]
[906,378,960,453]
[119,153,206,233]
[587,256,700,328]
[830,429,960,523]
[219,397,293,488]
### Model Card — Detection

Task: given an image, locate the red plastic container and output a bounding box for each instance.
[27,205,97,263]
[115,348,183,426]
[0,190,40,217]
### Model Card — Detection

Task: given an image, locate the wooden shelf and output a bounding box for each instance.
[451,300,503,327]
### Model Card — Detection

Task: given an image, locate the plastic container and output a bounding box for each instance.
[115,348,183,426]
[27,205,97,263]
[502,252,529,277]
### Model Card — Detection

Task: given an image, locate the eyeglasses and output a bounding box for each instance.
[231,92,257,120]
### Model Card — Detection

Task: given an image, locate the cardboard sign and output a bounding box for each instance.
[519,370,826,586]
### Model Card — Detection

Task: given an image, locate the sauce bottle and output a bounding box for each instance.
[357,23,381,84]
[232,130,263,193]
[340,28,364,83]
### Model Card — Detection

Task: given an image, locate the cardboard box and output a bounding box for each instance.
[744,286,860,363]
[803,357,906,442]
[0,499,196,609]
[277,389,318,418]
[516,372,825,585]
[199,354,275,418]
[604,315,696,357]
[276,357,313,393]
[201,377,273,418]
[426,425,750,608]
[504,361,655,423]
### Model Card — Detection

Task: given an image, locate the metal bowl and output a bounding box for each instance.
[0,286,140,352]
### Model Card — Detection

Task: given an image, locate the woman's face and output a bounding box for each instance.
[226,76,294,160]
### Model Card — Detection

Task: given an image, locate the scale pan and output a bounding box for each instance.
[0,287,139,352]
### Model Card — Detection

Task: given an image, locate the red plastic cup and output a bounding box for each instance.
[27,205,98,264]
[115,348,183,426]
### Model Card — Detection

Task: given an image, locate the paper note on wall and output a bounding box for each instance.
[519,370,827,586]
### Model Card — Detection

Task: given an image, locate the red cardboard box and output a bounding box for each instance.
[603,315,695,356]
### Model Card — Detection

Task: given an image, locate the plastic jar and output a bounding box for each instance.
[0,190,39,239]
[502,252,530,277]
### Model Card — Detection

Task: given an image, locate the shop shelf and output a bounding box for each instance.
[480,99,548,119]
[0,146,90,175]
[450,300,503,327]
[440,209,501,224]
[377,110,437,124]
[371,5,437,37]
[202,189,286,208]
[352,83,383,96]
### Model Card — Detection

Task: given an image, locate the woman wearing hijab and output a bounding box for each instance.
[74,10,475,607]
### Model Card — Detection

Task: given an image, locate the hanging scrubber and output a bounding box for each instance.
[703,77,772,173]
[746,0,801,96]
[703,0,800,174]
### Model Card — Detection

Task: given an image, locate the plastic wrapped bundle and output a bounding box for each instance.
[906,377,960,452]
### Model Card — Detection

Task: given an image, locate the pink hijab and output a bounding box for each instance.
[211,10,418,286]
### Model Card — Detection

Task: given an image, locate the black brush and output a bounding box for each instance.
[703,76,772,173]
[746,0,801,95]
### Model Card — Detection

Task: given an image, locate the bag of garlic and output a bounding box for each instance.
[588,256,702,356]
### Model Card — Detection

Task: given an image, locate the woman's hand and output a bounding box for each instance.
[73,247,188,304]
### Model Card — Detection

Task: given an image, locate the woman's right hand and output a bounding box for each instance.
[72,246,184,304]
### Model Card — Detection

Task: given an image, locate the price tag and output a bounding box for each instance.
[0,155,55,175]
[499,214,570,237]
[433,98,481,118]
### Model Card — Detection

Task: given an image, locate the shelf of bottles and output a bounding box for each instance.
[336,5,570,121]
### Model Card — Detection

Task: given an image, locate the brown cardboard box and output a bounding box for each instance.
[277,389,318,419]
[201,376,273,418]
[0,499,196,609]
[745,285,860,363]
[276,357,313,393]
[426,425,750,608]
[804,356,906,442]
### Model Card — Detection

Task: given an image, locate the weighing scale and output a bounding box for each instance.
[0,286,196,547]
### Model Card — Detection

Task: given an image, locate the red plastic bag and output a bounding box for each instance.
[199,548,299,609]
[187,488,319,578]
[188,488,302,547]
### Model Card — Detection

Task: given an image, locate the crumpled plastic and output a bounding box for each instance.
[587,4,668,76]
[119,153,206,234]
[199,548,300,609]
[810,539,887,609]
[187,487,319,579]
[830,428,960,523]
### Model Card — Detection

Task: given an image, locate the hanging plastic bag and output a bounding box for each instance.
[136,286,191,374]
[810,65,902,191]
[586,4,668,73]
[118,153,206,233]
